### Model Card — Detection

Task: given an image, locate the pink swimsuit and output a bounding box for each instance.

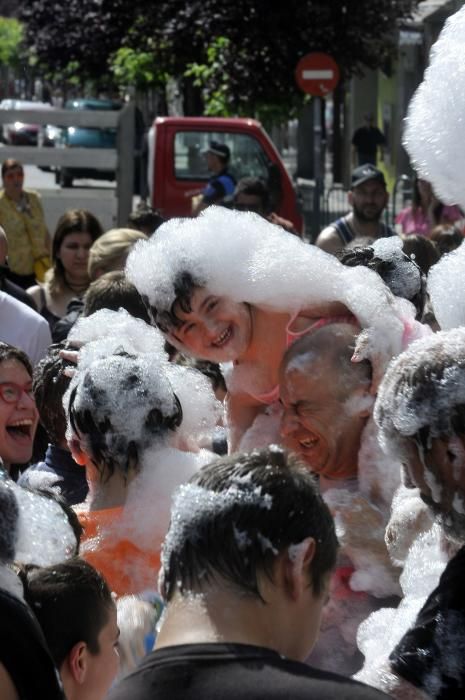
[249,314,358,405]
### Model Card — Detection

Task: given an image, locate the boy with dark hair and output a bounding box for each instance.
[82,270,150,322]
[18,343,88,505]
[23,558,119,700]
[109,447,387,700]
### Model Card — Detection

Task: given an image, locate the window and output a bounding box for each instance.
[174,130,272,182]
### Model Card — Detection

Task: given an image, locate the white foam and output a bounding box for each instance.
[404,5,465,210]
[69,308,167,358]
[120,447,209,551]
[11,481,77,565]
[375,328,465,463]
[355,523,449,688]
[428,242,465,331]
[65,309,221,469]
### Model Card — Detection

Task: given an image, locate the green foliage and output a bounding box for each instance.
[111,45,166,90]
[19,0,422,114]
[185,37,231,116]
[0,17,24,67]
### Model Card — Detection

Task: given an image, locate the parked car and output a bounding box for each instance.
[0,99,55,145]
[54,98,122,187]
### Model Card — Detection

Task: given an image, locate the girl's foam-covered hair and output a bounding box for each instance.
[126,206,416,364]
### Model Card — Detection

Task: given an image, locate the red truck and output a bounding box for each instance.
[148,116,302,231]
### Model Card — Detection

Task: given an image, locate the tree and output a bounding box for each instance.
[19,0,138,84]
[0,17,24,68]
[20,0,421,114]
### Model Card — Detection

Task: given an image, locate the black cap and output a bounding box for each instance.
[204,141,230,161]
[351,164,386,189]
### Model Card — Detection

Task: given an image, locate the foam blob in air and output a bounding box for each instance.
[404,5,465,209]
[428,242,465,330]
[126,207,414,372]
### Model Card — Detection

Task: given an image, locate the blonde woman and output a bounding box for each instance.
[87,227,148,281]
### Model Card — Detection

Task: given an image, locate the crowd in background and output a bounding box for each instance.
[1,153,465,700]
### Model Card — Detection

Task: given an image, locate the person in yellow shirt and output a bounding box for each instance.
[0,159,50,289]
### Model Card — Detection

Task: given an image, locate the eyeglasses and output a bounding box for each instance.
[3,171,24,181]
[233,202,263,214]
[0,382,34,404]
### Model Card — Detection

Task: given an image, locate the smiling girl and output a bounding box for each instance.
[127,207,422,449]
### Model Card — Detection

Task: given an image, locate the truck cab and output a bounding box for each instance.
[149,116,302,230]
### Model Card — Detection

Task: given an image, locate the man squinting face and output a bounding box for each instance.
[280,357,366,481]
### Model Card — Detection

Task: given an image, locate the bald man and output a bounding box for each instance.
[279,323,401,676]
[279,323,372,486]
[0,227,37,310]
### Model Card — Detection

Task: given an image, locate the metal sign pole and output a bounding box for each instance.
[116,102,135,226]
[313,96,322,237]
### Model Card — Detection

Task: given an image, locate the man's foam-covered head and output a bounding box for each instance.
[375,328,465,540]
[65,351,183,479]
[280,323,372,480]
[160,446,338,602]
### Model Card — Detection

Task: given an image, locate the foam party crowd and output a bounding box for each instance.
[3,8,465,700]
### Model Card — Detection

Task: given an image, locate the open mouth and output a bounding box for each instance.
[300,437,318,450]
[6,419,33,440]
[212,326,232,348]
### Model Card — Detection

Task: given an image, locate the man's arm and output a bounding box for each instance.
[192,178,228,216]
[315,226,344,256]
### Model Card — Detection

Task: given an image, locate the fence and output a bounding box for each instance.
[297,173,415,241]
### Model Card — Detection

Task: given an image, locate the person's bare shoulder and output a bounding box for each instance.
[315,226,342,255]
[0,663,19,700]
[26,285,42,308]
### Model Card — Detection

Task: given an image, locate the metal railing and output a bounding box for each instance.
[298,174,416,240]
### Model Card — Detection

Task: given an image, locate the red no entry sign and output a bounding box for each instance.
[295,52,340,97]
